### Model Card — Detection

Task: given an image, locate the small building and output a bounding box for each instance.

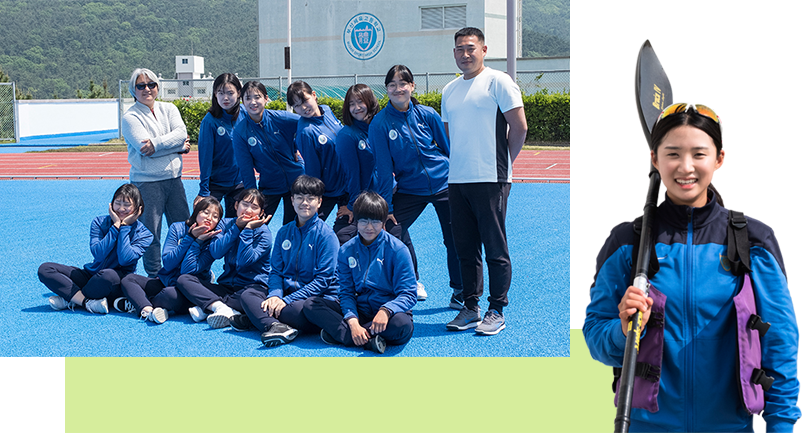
[166,55,209,98]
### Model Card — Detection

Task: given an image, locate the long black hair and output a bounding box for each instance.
[208,73,242,119]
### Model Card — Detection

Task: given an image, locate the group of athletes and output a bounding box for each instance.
[37,27,527,353]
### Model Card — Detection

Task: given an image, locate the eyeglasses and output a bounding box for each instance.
[135,82,158,91]
[656,103,720,125]
[356,218,383,227]
[386,81,411,91]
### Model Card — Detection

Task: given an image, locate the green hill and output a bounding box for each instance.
[522,0,570,58]
[0,0,568,99]
[0,0,258,99]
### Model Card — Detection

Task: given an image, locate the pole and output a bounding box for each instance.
[506,0,517,80]
[286,0,292,112]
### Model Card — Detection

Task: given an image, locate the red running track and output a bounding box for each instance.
[0,149,569,183]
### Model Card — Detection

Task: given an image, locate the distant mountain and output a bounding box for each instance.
[0,0,569,99]
[0,0,259,99]
[522,0,570,58]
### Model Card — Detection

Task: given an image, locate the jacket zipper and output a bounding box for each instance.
[401,108,434,195]
[685,207,694,430]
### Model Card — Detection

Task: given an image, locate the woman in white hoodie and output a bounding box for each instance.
[121,68,191,278]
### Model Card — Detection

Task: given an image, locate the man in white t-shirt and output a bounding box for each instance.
[442,27,527,335]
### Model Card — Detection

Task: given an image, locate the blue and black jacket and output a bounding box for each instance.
[337,230,417,320]
[296,105,347,198]
[370,101,450,213]
[584,192,799,431]
[209,218,272,288]
[84,215,153,275]
[267,213,339,304]
[156,221,218,287]
[232,109,303,195]
[336,119,378,211]
[197,107,246,196]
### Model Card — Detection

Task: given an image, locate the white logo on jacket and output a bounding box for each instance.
[376,258,383,265]
[248,137,257,146]
[389,130,398,140]
[318,134,327,144]
[217,126,226,136]
[358,140,367,150]
[348,257,357,268]
[282,240,292,250]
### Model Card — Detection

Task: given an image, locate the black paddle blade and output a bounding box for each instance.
[635,40,673,144]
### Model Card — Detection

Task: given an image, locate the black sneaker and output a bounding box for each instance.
[320,329,339,345]
[364,335,386,354]
[260,322,298,347]
[229,314,252,332]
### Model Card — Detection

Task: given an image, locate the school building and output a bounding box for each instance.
[256,0,563,78]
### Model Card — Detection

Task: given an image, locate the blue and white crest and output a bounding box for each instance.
[343,13,385,61]
[248,137,257,147]
[217,126,226,136]
[358,139,366,150]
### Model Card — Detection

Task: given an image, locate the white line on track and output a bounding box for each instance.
[98,153,114,157]
[545,163,558,170]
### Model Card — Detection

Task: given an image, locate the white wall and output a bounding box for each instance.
[259,0,513,77]
[16,99,118,138]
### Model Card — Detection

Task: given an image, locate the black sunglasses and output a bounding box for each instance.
[135,82,158,91]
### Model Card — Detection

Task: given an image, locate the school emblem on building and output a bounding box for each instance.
[343,13,385,61]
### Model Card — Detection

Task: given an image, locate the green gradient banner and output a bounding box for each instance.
[66,330,615,432]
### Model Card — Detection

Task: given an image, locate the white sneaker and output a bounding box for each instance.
[84,298,109,314]
[141,307,168,324]
[48,296,75,311]
[189,306,208,323]
[416,281,427,301]
[207,304,240,329]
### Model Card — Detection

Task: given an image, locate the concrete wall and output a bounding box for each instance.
[16,99,117,139]
[259,0,513,77]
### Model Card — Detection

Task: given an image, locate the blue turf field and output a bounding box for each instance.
[0,180,568,357]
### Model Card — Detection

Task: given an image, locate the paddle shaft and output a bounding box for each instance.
[614,167,661,433]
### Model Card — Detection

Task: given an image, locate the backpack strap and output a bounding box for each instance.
[727,210,752,276]
[630,216,660,283]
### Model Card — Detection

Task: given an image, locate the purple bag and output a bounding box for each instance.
[614,285,666,413]
[733,273,773,414]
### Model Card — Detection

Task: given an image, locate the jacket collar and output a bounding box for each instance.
[658,188,721,229]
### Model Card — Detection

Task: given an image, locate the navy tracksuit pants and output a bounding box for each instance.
[176,274,245,313]
[304,297,413,346]
[38,262,124,302]
[120,273,192,315]
[239,283,319,333]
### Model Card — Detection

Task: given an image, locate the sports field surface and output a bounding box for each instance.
[0,150,568,357]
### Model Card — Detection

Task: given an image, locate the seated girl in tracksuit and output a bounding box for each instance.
[231,175,340,348]
[38,183,153,314]
[304,191,417,354]
[286,81,349,226]
[118,196,223,324]
[176,188,272,329]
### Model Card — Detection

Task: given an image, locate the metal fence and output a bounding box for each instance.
[119,69,568,101]
[118,70,569,138]
[0,82,17,141]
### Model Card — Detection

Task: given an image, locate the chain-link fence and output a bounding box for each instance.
[119,70,569,137]
[0,82,17,141]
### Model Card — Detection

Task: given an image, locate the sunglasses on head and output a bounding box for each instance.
[656,103,720,125]
[135,82,158,91]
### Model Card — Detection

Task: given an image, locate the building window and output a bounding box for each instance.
[182,59,188,64]
[182,81,190,86]
[167,89,176,95]
[196,88,206,95]
[421,5,466,30]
